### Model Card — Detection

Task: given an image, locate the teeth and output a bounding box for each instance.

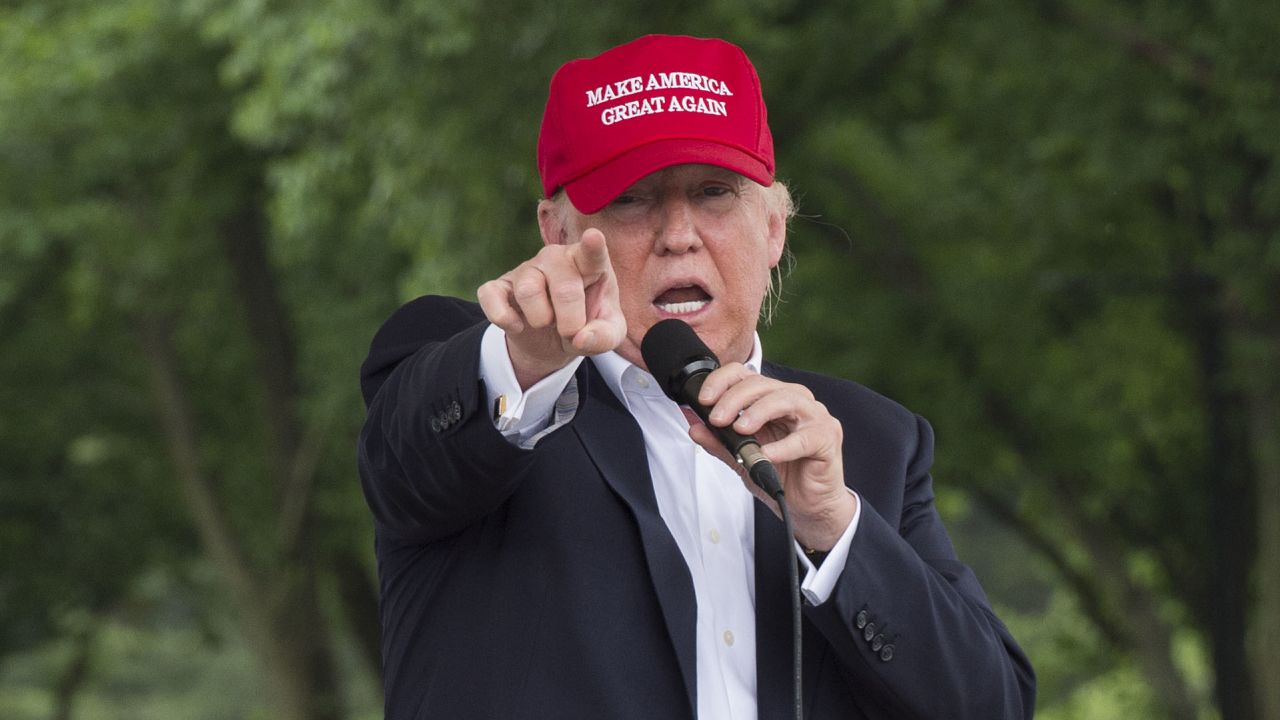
[656,300,709,314]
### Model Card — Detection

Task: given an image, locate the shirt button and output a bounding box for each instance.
[722,630,735,647]
[636,375,650,388]
[709,528,721,544]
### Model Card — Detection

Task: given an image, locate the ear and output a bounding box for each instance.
[537,198,570,247]
[764,194,786,268]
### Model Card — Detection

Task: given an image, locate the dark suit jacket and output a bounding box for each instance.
[358,296,1035,719]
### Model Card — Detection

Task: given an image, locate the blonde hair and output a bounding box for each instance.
[761,179,795,326]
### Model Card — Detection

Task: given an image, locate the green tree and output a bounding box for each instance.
[1,2,383,717]
[3,0,1276,718]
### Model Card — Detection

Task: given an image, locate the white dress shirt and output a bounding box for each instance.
[478,324,860,720]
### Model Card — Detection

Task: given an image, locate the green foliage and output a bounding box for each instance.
[2,0,1278,716]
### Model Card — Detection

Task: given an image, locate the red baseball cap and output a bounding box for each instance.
[537,35,775,215]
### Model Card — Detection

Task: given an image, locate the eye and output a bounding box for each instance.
[602,190,653,221]
[696,183,739,206]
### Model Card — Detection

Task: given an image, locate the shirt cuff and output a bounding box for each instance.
[797,489,862,606]
[479,324,583,444]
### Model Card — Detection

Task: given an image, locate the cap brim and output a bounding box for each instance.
[563,138,773,215]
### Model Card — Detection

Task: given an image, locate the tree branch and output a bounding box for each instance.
[968,485,1126,646]
[277,409,333,552]
[134,314,263,608]
[218,193,314,559]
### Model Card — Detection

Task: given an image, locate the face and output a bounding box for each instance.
[539,164,786,369]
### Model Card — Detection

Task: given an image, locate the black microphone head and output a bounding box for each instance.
[641,319,720,401]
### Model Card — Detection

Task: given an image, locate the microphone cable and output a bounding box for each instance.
[751,460,803,720]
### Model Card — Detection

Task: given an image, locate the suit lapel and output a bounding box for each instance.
[573,363,698,717]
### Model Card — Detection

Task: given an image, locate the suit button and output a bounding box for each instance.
[450,402,461,422]
[438,411,451,429]
[855,610,868,629]
[863,623,877,642]
[879,644,895,662]
[871,634,885,652]
[430,416,441,432]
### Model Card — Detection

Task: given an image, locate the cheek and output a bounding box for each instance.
[719,242,773,302]
[605,243,656,317]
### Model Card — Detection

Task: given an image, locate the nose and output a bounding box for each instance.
[654,197,702,255]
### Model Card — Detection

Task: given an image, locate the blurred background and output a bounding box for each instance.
[1,0,1277,718]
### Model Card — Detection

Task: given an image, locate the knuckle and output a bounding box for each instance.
[513,278,544,300]
[793,433,812,457]
[778,380,810,400]
[550,282,582,304]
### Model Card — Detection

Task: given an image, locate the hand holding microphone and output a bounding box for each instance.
[641,319,856,553]
[641,318,784,497]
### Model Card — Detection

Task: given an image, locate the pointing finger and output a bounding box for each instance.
[534,251,588,339]
[572,228,612,279]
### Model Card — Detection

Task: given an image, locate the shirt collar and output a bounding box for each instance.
[591,332,764,404]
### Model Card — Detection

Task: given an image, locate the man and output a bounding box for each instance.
[359,34,1035,719]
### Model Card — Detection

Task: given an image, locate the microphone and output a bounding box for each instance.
[640,319,784,498]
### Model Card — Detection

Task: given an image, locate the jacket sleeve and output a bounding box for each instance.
[805,413,1037,719]
[356,296,547,543]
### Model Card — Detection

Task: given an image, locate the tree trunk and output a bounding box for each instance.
[136,316,341,720]
[219,179,344,719]
[1242,338,1280,720]
[50,618,98,720]
[268,555,343,720]
[333,546,384,683]
[1180,280,1257,720]
[1071,505,1200,720]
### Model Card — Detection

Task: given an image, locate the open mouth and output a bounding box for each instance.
[654,284,712,315]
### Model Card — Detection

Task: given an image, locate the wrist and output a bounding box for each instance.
[506,336,574,391]
[794,490,857,552]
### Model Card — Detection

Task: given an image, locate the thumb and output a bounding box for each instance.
[573,315,626,354]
